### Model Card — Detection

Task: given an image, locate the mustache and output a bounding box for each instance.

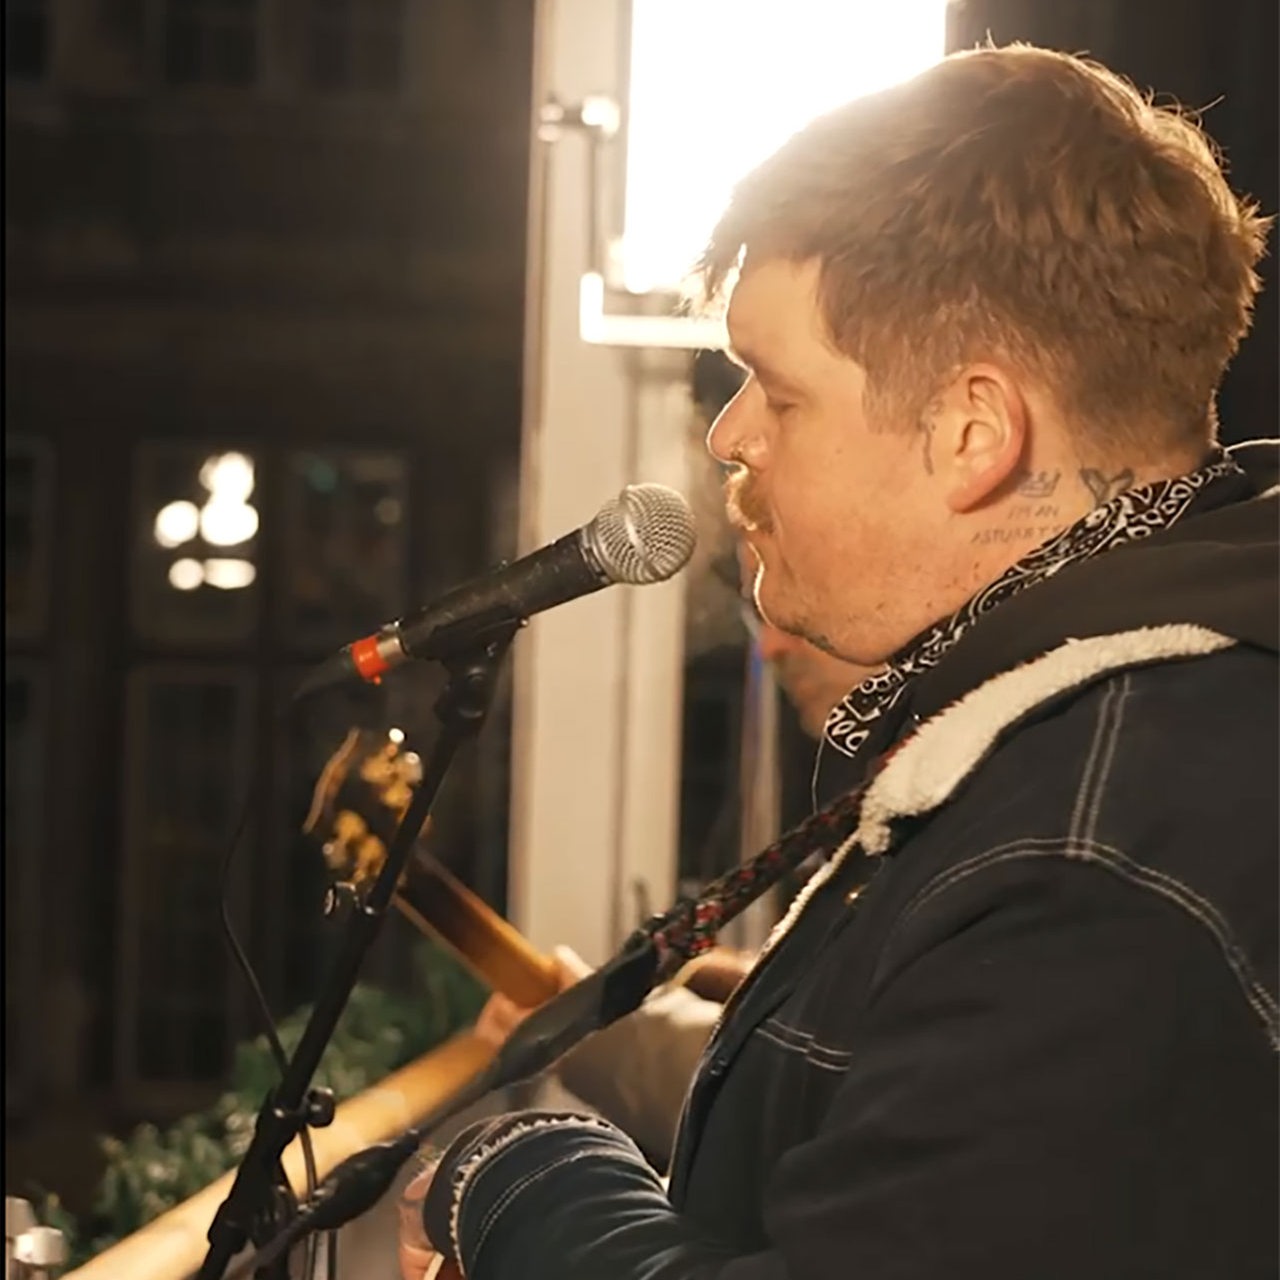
[724,470,772,533]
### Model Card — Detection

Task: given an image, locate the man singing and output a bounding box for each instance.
[400,43,1278,1280]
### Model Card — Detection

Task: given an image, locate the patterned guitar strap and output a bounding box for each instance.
[632,773,877,971]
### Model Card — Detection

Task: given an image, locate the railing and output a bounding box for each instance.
[63,1031,495,1280]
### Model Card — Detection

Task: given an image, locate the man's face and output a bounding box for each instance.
[708,256,951,664]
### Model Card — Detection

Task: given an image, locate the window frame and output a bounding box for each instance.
[153,0,267,93]
[115,663,257,1095]
[303,0,408,98]
[3,0,52,84]
[4,660,51,1117]
[275,445,411,653]
[5,433,55,643]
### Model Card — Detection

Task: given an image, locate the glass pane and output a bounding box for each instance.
[164,0,258,85]
[280,450,408,650]
[163,14,203,83]
[4,0,49,80]
[307,0,404,92]
[5,665,47,1105]
[124,670,253,1082]
[5,436,53,638]
[211,19,256,85]
[133,444,260,645]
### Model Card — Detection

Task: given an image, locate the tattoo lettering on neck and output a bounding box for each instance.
[1080,466,1135,505]
[972,526,1064,547]
[1014,467,1061,498]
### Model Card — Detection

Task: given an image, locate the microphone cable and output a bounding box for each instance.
[217,698,331,1280]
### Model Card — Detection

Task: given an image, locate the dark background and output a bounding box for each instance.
[5,0,1276,1216]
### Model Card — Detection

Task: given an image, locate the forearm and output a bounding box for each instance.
[422,1112,771,1280]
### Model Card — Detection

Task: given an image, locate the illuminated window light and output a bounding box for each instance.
[621,0,948,295]
[154,499,200,548]
[203,558,257,590]
[200,498,259,547]
[168,558,205,591]
[200,451,255,501]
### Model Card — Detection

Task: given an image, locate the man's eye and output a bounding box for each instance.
[766,397,795,416]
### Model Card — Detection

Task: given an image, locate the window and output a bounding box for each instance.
[307,0,404,93]
[5,664,48,1113]
[280,450,408,650]
[133,444,261,645]
[5,435,54,639]
[4,0,50,81]
[621,0,947,292]
[164,0,259,87]
[117,669,254,1084]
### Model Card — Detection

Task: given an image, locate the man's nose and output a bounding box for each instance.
[706,380,757,464]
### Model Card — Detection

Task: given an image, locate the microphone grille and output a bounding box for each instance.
[588,484,697,585]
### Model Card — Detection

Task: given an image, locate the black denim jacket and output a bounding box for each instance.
[423,442,1279,1280]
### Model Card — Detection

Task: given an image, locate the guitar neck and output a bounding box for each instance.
[394,852,562,1008]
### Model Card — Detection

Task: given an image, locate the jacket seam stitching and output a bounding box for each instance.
[1068,678,1119,846]
[1081,673,1131,849]
[882,836,1279,1049]
[755,1025,851,1069]
[468,1146,615,1270]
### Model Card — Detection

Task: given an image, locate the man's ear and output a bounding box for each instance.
[927,364,1028,513]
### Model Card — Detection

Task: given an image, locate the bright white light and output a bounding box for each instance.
[388,727,405,745]
[154,500,200,548]
[622,0,948,293]
[200,452,255,501]
[203,558,257,590]
[579,271,729,348]
[168,558,205,591]
[200,498,259,547]
[580,95,620,134]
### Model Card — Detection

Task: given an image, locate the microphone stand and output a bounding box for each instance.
[225,940,664,1280]
[224,625,867,1280]
[197,623,519,1280]
[227,799,834,1280]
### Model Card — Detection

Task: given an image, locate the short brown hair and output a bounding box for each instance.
[697,44,1272,451]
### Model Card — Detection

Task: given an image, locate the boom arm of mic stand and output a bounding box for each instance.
[198,626,518,1280]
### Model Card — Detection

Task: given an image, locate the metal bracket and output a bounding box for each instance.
[540,95,728,352]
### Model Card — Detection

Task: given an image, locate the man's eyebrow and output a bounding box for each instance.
[728,345,806,393]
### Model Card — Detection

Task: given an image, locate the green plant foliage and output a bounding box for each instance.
[39,940,487,1268]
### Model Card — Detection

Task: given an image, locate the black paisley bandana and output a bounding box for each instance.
[822,451,1244,761]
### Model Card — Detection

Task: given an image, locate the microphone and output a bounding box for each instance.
[297,483,697,696]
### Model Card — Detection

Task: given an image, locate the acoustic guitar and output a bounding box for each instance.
[304,727,750,1010]
[305,726,562,1008]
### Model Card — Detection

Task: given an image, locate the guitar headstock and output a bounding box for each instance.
[303,727,425,897]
